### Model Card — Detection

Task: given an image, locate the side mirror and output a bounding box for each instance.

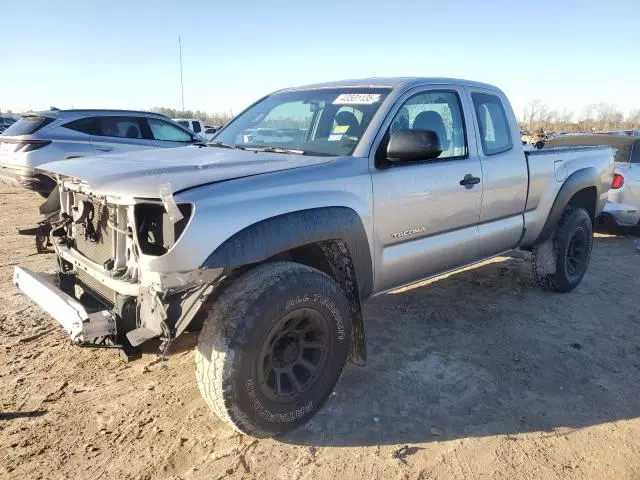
[387,129,442,163]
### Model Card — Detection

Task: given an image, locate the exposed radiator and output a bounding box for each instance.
[77,269,116,306]
[73,194,116,267]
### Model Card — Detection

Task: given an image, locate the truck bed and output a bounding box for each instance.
[521,145,615,246]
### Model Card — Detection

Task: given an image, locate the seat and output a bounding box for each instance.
[334,111,361,137]
[125,125,141,138]
[412,111,450,150]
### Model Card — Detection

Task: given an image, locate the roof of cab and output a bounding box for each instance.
[283,77,499,92]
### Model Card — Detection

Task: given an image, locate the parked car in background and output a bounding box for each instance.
[0,109,203,195]
[596,130,628,136]
[559,131,591,136]
[0,115,17,133]
[204,125,220,141]
[546,134,640,228]
[172,118,206,138]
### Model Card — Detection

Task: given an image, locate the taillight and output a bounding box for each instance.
[14,140,51,153]
[611,173,624,189]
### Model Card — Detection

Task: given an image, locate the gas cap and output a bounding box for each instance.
[554,160,568,182]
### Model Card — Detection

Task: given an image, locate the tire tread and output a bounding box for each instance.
[195,262,348,437]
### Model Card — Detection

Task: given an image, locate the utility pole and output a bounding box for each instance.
[179,37,185,113]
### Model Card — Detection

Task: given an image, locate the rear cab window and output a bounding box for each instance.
[2,115,55,136]
[192,121,202,133]
[471,93,513,155]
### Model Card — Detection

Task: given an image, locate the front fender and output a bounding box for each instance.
[202,207,373,299]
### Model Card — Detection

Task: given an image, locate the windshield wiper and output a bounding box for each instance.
[209,141,244,150]
[244,146,306,155]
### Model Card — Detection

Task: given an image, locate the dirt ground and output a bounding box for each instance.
[1,185,639,480]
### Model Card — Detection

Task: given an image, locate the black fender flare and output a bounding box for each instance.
[535,167,601,244]
[201,207,373,300]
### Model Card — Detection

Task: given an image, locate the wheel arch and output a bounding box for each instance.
[534,167,600,244]
[201,207,373,365]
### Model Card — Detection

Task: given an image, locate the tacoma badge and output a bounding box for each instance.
[392,227,426,239]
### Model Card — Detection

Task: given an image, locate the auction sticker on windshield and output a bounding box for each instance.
[333,93,381,105]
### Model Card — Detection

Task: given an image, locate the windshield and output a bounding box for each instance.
[213,88,390,156]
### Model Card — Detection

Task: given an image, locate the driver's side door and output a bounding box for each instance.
[370,87,483,293]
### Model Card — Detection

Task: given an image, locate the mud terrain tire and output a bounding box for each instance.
[195,262,352,437]
[532,206,593,292]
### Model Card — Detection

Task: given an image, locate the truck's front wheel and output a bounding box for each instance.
[195,262,352,437]
[532,206,593,292]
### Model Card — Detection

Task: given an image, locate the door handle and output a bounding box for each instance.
[95,146,113,152]
[459,174,481,188]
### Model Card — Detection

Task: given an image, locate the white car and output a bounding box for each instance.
[0,109,203,195]
[204,126,220,142]
[172,118,206,139]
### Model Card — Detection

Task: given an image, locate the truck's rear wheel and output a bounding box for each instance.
[195,262,352,437]
[532,206,593,292]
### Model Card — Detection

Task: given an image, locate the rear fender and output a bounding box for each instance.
[534,167,600,244]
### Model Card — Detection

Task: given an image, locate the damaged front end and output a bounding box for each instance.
[14,179,222,359]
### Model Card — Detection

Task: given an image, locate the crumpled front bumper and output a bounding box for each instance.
[13,266,116,343]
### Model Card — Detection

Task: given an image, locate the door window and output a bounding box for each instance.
[388,91,468,159]
[66,116,146,139]
[148,118,192,142]
[471,93,513,155]
[65,117,98,135]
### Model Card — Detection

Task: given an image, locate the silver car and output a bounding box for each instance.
[0,109,202,195]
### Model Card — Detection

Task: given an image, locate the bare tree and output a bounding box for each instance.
[524,99,543,130]
[593,103,623,131]
[151,107,233,126]
[559,108,573,124]
[625,109,640,129]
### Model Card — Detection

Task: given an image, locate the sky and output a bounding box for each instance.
[1,0,639,120]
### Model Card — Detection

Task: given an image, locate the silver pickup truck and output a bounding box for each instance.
[13,77,614,437]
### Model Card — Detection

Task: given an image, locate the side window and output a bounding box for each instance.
[471,93,513,155]
[148,118,192,142]
[64,117,99,135]
[388,90,468,159]
[192,121,202,133]
[94,116,144,139]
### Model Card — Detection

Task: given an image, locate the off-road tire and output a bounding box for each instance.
[532,206,593,292]
[195,261,352,437]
